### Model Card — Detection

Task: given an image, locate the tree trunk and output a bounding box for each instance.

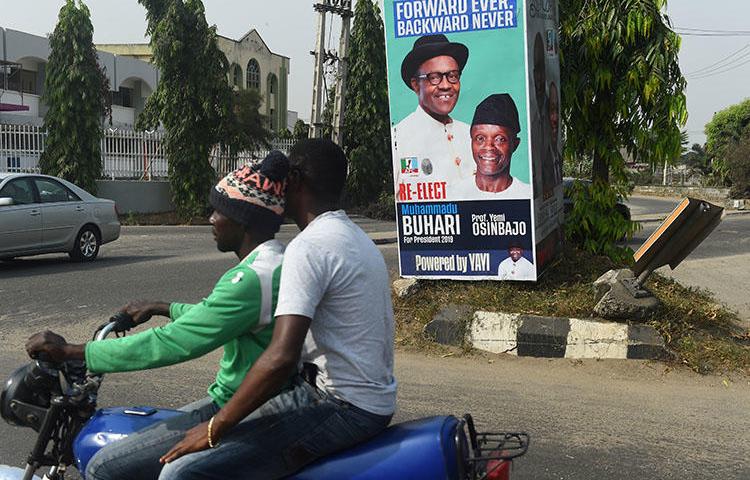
[592,152,609,184]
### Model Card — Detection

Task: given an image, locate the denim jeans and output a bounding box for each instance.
[157,376,392,480]
[85,396,222,480]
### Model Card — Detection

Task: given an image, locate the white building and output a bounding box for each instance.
[0,27,158,129]
[98,29,290,134]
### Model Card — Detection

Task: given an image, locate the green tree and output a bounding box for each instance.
[725,133,750,198]
[277,128,293,140]
[342,0,391,207]
[559,0,685,259]
[292,119,310,142]
[705,99,750,185]
[560,0,687,184]
[137,0,234,219]
[39,0,109,194]
[680,143,709,176]
[227,88,271,152]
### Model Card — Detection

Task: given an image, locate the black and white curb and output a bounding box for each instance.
[468,312,666,360]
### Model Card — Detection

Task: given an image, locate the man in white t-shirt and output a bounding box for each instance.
[498,240,535,281]
[158,139,396,479]
[453,94,532,200]
[392,34,474,195]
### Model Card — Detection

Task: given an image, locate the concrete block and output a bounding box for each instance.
[467,312,666,360]
[565,318,629,359]
[468,311,520,355]
[516,315,570,358]
[626,324,667,359]
[423,304,473,347]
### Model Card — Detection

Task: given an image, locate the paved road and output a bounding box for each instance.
[626,195,683,220]
[1,224,748,478]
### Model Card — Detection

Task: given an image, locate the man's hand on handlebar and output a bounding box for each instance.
[25,331,85,363]
[120,300,170,325]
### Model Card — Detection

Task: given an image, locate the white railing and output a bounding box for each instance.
[0,123,44,173]
[0,123,295,180]
[101,128,167,180]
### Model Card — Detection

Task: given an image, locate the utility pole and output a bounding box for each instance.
[309,0,353,143]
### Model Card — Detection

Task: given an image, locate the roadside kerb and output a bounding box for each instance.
[424,310,666,360]
[632,208,750,224]
[369,231,398,245]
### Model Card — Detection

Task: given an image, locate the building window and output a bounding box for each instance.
[269,108,276,131]
[20,70,37,94]
[246,59,260,90]
[4,68,36,94]
[231,64,243,88]
[112,87,134,108]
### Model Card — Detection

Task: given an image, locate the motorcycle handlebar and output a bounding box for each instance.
[95,312,136,341]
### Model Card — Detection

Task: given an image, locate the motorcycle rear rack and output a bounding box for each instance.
[460,414,529,479]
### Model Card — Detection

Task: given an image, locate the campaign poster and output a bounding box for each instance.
[526,0,564,272]
[385,0,562,281]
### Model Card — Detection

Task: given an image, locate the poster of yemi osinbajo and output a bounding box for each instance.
[385,0,564,281]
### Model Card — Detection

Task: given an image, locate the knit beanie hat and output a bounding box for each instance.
[209,150,289,233]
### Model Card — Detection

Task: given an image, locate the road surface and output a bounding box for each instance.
[1,221,748,478]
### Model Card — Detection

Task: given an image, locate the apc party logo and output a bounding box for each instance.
[400,157,419,176]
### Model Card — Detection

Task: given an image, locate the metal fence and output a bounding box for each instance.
[0,124,44,173]
[0,123,295,179]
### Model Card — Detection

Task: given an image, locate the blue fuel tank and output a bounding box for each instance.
[73,407,183,475]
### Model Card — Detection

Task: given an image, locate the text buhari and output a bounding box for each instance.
[402,214,461,236]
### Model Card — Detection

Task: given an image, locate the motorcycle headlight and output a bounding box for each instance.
[1,362,59,430]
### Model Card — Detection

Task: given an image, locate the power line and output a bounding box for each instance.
[676,31,750,37]
[675,26,750,34]
[684,44,750,77]
[689,55,750,80]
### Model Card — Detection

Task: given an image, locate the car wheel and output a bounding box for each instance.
[69,226,100,262]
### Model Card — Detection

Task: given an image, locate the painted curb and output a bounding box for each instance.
[467,312,666,360]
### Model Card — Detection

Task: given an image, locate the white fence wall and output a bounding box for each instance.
[0,124,294,180]
[0,124,44,173]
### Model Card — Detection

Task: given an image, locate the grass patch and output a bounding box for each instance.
[647,275,750,375]
[394,246,750,375]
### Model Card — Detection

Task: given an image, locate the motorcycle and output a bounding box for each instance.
[1,313,528,480]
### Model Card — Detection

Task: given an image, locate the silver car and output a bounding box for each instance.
[0,173,120,261]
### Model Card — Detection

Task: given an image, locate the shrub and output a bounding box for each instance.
[358,192,396,221]
[564,180,639,263]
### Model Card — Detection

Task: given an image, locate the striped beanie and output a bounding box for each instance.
[209,150,289,233]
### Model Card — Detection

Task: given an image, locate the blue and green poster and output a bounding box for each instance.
[385,0,563,281]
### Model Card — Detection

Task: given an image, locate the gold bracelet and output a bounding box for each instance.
[207,416,219,448]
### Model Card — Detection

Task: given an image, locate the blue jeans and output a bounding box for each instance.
[158,377,392,480]
[86,396,222,480]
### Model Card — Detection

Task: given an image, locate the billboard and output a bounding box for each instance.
[385,0,563,281]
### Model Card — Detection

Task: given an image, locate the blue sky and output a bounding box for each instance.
[2,0,748,145]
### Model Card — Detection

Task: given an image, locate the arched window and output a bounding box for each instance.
[267,73,279,132]
[246,59,260,89]
[231,63,243,88]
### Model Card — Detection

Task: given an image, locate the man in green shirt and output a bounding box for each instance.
[26,151,291,480]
